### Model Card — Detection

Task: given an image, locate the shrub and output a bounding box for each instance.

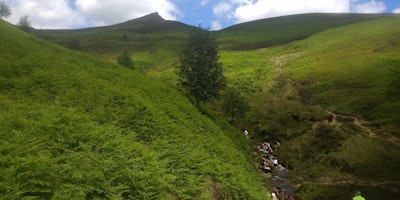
[117,49,134,69]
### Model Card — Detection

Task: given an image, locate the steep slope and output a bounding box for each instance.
[219,16,400,199]
[0,20,268,199]
[285,16,400,131]
[280,18,400,199]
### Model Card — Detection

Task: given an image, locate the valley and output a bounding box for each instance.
[1,12,400,199]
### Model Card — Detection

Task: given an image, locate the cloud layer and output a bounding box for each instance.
[4,0,394,30]
[6,0,181,29]
[233,0,350,23]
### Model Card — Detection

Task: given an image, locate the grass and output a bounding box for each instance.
[0,20,269,199]
[284,16,400,128]
[216,13,391,50]
[218,16,400,199]
[4,12,400,199]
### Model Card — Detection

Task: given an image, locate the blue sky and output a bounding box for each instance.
[4,0,400,30]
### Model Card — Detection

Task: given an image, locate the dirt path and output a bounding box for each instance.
[326,111,400,147]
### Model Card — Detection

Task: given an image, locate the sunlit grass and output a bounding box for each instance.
[0,20,268,199]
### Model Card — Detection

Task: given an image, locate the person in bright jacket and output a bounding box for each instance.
[352,190,365,200]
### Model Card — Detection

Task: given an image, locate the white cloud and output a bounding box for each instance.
[233,0,350,23]
[201,0,210,6]
[351,0,385,13]
[3,0,392,30]
[211,20,222,30]
[75,0,182,26]
[213,2,233,16]
[6,0,86,29]
[5,0,181,29]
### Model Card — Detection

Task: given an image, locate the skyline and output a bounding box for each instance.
[3,0,400,30]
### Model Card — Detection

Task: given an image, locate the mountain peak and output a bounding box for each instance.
[133,12,165,24]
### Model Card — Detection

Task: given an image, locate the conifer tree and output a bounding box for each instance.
[177,27,226,104]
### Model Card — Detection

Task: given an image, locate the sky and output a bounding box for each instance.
[3,0,400,30]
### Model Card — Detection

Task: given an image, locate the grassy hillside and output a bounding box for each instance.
[0,20,268,199]
[280,17,400,199]
[218,15,400,133]
[285,16,400,132]
[32,13,392,72]
[216,13,391,50]
[32,13,190,72]
[8,13,400,199]
[219,16,400,199]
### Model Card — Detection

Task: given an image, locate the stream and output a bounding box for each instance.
[268,155,296,199]
[255,142,296,200]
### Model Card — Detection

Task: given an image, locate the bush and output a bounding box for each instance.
[117,49,134,69]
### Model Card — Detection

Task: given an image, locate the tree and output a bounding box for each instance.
[117,49,134,69]
[0,1,11,19]
[176,27,226,104]
[17,15,32,32]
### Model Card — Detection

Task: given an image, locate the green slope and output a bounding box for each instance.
[217,13,391,50]
[7,12,400,199]
[285,16,400,130]
[33,12,190,71]
[0,20,268,199]
[219,16,400,199]
[220,15,400,133]
[33,13,392,71]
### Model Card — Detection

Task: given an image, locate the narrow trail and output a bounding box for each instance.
[326,111,400,147]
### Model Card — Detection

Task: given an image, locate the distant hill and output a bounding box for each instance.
[217,13,392,50]
[0,19,267,199]
[33,13,393,51]
[31,13,394,69]
[32,12,192,63]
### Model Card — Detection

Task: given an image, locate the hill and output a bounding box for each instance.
[31,12,191,72]
[0,20,268,199]
[219,16,400,199]
[31,13,393,72]
[5,13,400,199]
[216,13,391,50]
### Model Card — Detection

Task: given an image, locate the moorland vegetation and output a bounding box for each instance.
[2,12,400,199]
[0,20,268,199]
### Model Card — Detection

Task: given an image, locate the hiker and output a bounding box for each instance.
[260,142,273,154]
[259,157,266,169]
[243,129,249,138]
[265,142,273,152]
[274,141,280,151]
[352,190,365,200]
[271,192,278,200]
[264,165,271,173]
[272,157,279,171]
[257,144,263,152]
